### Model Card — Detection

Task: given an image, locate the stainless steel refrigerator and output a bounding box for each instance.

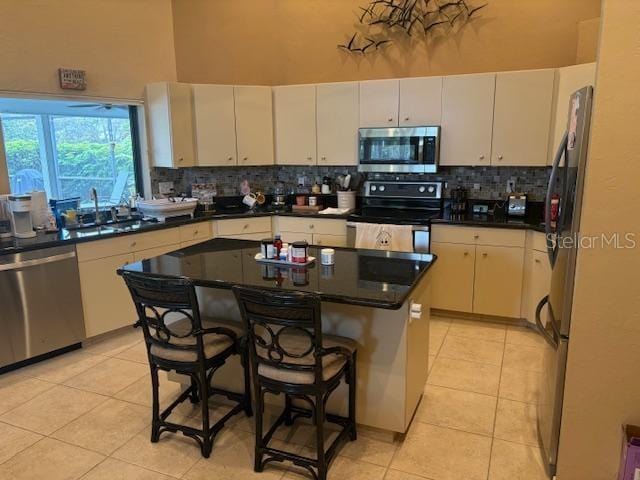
[535,86,594,477]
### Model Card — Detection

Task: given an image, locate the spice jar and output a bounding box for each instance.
[291,241,309,263]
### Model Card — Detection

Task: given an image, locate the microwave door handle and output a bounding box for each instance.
[545,131,567,267]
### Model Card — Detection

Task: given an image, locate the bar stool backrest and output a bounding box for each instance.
[232,286,324,385]
[122,271,205,362]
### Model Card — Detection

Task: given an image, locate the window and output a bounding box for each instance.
[0,99,141,205]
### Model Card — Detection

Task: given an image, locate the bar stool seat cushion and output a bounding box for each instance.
[257,332,356,385]
[150,317,242,363]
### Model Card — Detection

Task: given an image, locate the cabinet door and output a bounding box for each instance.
[134,244,181,262]
[234,86,274,166]
[522,249,552,324]
[145,82,195,168]
[399,77,442,126]
[280,232,314,244]
[317,82,359,166]
[430,242,475,313]
[359,79,399,127]
[274,85,317,165]
[79,253,136,337]
[492,69,555,166]
[441,73,495,166]
[549,63,596,164]
[192,84,237,166]
[473,246,525,318]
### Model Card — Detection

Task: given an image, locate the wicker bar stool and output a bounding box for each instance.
[233,286,357,480]
[122,271,252,458]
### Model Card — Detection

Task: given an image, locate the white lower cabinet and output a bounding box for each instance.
[78,253,136,338]
[431,225,526,318]
[521,232,552,324]
[273,216,347,247]
[430,242,475,312]
[473,245,525,318]
[215,217,272,241]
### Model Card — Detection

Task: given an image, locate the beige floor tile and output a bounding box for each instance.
[438,335,504,366]
[427,355,436,374]
[447,319,507,342]
[339,435,397,467]
[384,470,428,480]
[506,326,547,348]
[0,421,43,464]
[51,398,150,455]
[114,342,149,364]
[0,376,55,415]
[113,373,184,408]
[285,454,386,480]
[112,415,204,478]
[503,344,545,373]
[429,318,451,337]
[427,357,501,396]
[391,422,491,480]
[80,457,174,480]
[429,333,445,356]
[18,351,108,384]
[499,368,542,404]
[0,384,107,435]
[0,437,104,480]
[489,439,547,480]
[82,329,143,357]
[184,428,290,480]
[494,398,539,446]
[64,357,148,396]
[417,385,497,436]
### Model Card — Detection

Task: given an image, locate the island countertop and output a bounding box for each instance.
[118,238,437,310]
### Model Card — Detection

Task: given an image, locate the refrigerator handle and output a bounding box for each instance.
[545,132,568,267]
[535,295,558,349]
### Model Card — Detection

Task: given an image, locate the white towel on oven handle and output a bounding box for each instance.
[354,223,414,252]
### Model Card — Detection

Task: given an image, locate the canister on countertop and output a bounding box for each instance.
[261,238,276,259]
[291,241,309,263]
[320,248,335,266]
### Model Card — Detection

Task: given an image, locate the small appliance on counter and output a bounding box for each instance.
[507,194,527,217]
[271,183,287,211]
[0,195,12,238]
[450,186,468,214]
[9,194,36,238]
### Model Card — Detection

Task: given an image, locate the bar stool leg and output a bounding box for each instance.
[315,393,327,480]
[284,394,293,426]
[150,363,161,443]
[241,349,253,417]
[349,351,357,441]
[190,377,200,404]
[198,372,212,458]
[254,385,265,472]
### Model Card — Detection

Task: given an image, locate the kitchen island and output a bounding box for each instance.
[119,238,436,434]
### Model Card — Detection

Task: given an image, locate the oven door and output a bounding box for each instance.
[358,126,440,173]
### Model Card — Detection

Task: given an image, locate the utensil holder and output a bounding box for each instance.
[337,191,356,210]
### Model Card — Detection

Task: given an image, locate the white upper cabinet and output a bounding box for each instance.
[549,63,596,163]
[441,73,495,166]
[234,86,274,166]
[192,84,237,167]
[145,82,196,168]
[359,79,399,128]
[399,77,442,126]
[274,85,317,165]
[317,82,359,166]
[491,69,555,166]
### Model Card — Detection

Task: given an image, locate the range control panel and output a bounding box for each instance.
[364,181,443,199]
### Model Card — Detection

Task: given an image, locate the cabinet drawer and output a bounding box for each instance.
[431,225,525,248]
[313,234,347,247]
[179,222,211,243]
[216,217,272,236]
[276,217,346,235]
[77,228,181,262]
[528,231,548,253]
[280,232,314,244]
[222,232,272,241]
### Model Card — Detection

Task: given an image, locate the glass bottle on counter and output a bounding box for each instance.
[274,234,283,256]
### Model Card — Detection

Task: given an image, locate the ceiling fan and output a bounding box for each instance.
[68,103,129,112]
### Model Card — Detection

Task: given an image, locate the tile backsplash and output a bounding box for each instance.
[151,165,551,201]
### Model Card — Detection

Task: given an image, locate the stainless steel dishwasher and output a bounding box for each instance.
[0,244,86,369]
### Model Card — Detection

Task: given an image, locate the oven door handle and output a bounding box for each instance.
[347,222,430,232]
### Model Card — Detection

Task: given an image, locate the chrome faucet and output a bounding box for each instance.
[90,188,102,225]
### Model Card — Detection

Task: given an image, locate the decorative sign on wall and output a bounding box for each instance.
[58,68,87,90]
[339,0,488,54]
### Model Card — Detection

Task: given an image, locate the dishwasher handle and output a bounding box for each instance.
[0,251,77,272]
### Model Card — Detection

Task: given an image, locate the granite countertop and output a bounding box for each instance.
[118,238,437,310]
[433,211,546,232]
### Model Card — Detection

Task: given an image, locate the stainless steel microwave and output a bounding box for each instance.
[358,126,440,174]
